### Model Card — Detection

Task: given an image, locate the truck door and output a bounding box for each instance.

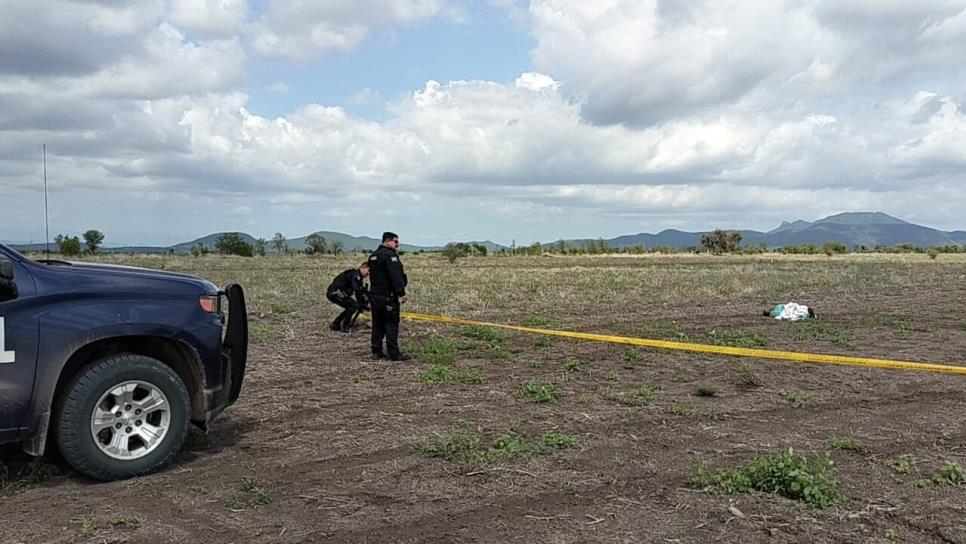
[0,250,40,439]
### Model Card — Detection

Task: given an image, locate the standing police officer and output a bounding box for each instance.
[368,232,411,361]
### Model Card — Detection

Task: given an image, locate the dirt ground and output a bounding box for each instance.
[2,254,966,543]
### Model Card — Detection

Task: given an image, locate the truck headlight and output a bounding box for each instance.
[199,295,220,314]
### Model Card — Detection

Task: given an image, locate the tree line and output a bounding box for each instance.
[52,230,105,256]
[47,229,965,260]
[193,232,356,257]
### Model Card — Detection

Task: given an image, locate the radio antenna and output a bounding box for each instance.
[43,144,51,260]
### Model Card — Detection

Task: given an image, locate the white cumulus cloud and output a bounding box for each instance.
[250,0,444,60]
[3,1,966,244]
[169,0,249,37]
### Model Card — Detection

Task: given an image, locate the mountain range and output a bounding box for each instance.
[4,212,964,254]
[551,212,966,250]
[4,231,502,254]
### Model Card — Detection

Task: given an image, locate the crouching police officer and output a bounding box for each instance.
[326,262,370,332]
[368,231,411,361]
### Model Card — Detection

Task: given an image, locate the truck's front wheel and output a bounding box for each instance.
[56,354,191,481]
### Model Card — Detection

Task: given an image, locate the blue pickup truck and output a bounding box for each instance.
[0,243,248,481]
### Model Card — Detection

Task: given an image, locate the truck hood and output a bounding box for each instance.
[49,261,217,293]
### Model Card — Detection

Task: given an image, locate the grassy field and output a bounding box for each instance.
[68,250,966,322]
[2,252,966,543]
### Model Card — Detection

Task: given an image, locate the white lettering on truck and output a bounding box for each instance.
[0,317,15,364]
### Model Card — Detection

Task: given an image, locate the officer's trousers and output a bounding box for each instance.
[371,302,401,357]
[327,291,359,330]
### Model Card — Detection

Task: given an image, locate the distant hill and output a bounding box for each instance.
[168,233,260,254]
[768,220,812,235]
[284,231,437,253]
[756,212,959,248]
[610,229,705,248]
[440,240,506,253]
[552,229,768,250]
[2,242,49,252]
[816,211,908,226]
[4,213,962,254]
[545,212,964,250]
[3,231,507,254]
[5,242,171,254]
[5,231,470,254]
[948,231,966,243]
[163,231,442,253]
[284,234,504,253]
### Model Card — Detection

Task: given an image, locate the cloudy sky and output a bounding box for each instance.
[2,0,966,246]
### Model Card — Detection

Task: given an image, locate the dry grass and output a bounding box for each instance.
[40,252,966,323]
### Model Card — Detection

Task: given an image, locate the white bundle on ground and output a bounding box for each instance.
[770,302,814,321]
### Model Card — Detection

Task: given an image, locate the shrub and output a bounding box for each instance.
[54,234,82,256]
[624,347,643,363]
[564,359,583,373]
[417,365,454,384]
[406,334,458,365]
[626,383,662,407]
[729,361,762,387]
[788,392,809,409]
[694,385,717,397]
[520,379,558,404]
[689,449,846,509]
[215,233,254,257]
[932,461,966,486]
[533,336,553,348]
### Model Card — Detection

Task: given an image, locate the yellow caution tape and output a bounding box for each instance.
[401,311,966,375]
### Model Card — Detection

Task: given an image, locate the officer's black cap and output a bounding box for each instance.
[382,231,399,243]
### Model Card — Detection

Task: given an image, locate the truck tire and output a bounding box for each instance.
[55,354,191,481]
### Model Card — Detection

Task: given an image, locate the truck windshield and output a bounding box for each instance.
[0,243,71,266]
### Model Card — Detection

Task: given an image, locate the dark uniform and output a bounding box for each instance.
[326,268,368,332]
[367,245,408,359]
